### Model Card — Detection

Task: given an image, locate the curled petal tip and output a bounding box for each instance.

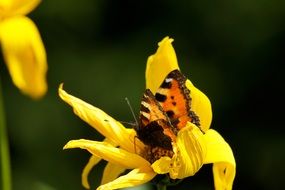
[58,83,65,95]
[158,36,174,46]
[59,83,64,89]
[63,143,71,150]
[63,140,78,150]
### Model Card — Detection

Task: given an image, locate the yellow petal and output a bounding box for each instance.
[64,139,150,169]
[82,155,101,189]
[97,167,156,190]
[151,156,172,174]
[101,162,126,185]
[58,84,137,153]
[0,0,41,18]
[0,16,47,99]
[186,80,212,131]
[145,36,179,92]
[170,122,206,179]
[81,138,120,189]
[204,129,236,190]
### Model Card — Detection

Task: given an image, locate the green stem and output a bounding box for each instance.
[0,78,11,190]
[156,184,167,190]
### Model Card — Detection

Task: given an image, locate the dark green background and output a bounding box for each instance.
[1,0,284,189]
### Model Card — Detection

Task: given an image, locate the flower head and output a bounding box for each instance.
[59,37,236,189]
[0,0,47,98]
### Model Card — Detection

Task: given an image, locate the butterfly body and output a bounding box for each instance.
[136,69,200,150]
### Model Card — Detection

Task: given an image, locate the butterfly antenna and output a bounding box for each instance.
[125,97,139,126]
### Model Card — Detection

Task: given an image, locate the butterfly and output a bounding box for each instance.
[135,69,200,150]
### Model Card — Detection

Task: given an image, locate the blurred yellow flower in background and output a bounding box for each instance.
[0,0,47,98]
[0,1,47,190]
[60,37,236,190]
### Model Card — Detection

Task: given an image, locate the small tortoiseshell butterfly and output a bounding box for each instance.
[135,69,200,150]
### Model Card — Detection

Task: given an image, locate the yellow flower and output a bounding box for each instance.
[0,0,47,98]
[59,37,236,190]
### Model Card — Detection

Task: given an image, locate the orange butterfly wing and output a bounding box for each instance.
[154,70,200,130]
[136,70,200,150]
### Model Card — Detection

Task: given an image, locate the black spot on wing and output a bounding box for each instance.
[155,93,167,102]
[160,79,172,89]
[166,110,175,118]
[171,118,180,126]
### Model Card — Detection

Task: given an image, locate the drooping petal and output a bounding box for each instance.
[97,167,156,190]
[186,80,212,131]
[203,129,236,190]
[0,16,47,99]
[169,122,206,179]
[82,155,101,189]
[59,85,139,153]
[0,0,41,18]
[64,139,150,169]
[82,138,117,189]
[101,162,126,185]
[145,36,179,93]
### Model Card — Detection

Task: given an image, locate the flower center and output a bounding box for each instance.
[142,145,174,163]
